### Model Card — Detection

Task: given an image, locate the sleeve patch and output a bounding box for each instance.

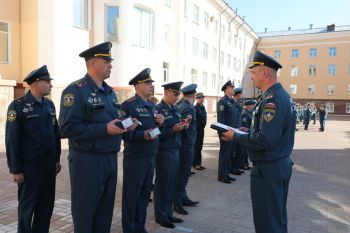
[219,105,225,111]
[263,109,275,123]
[7,110,17,122]
[63,93,75,107]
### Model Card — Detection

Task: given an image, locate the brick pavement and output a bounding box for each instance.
[0,115,350,233]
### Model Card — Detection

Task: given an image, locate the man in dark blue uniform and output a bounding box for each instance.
[121,68,164,233]
[59,42,131,233]
[216,80,238,184]
[193,92,207,170]
[303,104,311,130]
[154,81,186,229]
[240,100,256,170]
[6,65,61,233]
[231,87,244,176]
[319,105,327,131]
[173,84,200,215]
[222,51,295,233]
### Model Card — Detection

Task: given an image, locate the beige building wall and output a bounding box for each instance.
[257,30,350,114]
[0,0,21,82]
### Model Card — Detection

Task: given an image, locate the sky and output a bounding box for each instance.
[225,0,350,33]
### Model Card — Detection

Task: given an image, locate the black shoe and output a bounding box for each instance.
[243,166,251,170]
[155,219,175,229]
[239,170,245,173]
[231,170,242,175]
[218,178,231,184]
[193,165,204,170]
[190,171,195,175]
[182,199,199,206]
[226,175,236,181]
[168,216,183,223]
[199,166,206,170]
[173,205,188,215]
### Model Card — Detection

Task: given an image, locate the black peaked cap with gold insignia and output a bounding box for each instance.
[79,42,113,61]
[221,80,234,91]
[161,81,183,91]
[23,65,52,85]
[249,50,282,71]
[129,68,154,86]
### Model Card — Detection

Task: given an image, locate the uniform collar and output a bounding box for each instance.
[261,83,281,99]
[161,99,174,110]
[135,94,151,106]
[85,74,113,93]
[26,91,45,105]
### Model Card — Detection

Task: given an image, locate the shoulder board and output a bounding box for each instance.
[126,97,136,102]
[74,80,88,88]
[14,96,26,104]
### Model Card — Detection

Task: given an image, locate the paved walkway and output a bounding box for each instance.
[0,115,350,233]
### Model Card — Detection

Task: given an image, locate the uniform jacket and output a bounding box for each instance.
[6,91,61,174]
[59,74,122,153]
[217,95,240,128]
[177,99,196,147]
[157,100,182,149]
[195,103,207,131]
[240,108,253,129]
[121,94,159,156]
[235,83,295,162]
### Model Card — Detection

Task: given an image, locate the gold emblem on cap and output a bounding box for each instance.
[252,61,264,66]
[94,52,111,57]
[138,77,152,83]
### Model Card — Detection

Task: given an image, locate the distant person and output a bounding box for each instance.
[319,105,327,132]
[303,104,311,130]
[193,92,207,171]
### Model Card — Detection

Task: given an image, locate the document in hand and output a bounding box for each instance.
[210,122,248,134]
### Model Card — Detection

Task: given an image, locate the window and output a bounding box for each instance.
[74,0,89,29]
[346,103,350,113]
[163,62,169,83]
[134,7,153,49]
[328,64,336,76]
[227,55,231,68]
[0,21,9,63]
[327,85,335,95]
[275,50,281,58]
[239,38,242,50]
[220,51,224,65]
[214,21,218,35]
[290,85,297,95]
[192,37,198,57]
[221,25,225,39]
[183,33,187,53]
[105,6,119,42]
[348,64,350,75]
[192,4,199,24]
[184,0,187,17]
[191,69,197,83]
[309,65,316,76]
[219,76,224,88]
[310,48,317,57]
[291,49,299,58]
[228,26,232,43]
[204,12,209,29]
[163,24,171,48]
[237,59,241,72]
[202,42,208,60]
[347,84,350,94]
[211,74,216,88]
[329,47,337,56]
[164,0,171,7]
[291,65,298,77]
[326,102,334,113]
[202,72,208,87]
[233,57,236,71]
[212,47,217,62]
[234,35,237,47]
[308,85,315,95]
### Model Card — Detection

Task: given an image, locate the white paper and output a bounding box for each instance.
[149,127,161,139]
[121,117,133,129]
[212,122,248,135]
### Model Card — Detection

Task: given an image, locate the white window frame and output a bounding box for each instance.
[327,85,335,95]
[204,12,209,29]
[191,69,197,83]
[105,5,119,42]
[346,103,350,113]
[0,21,10,63]
[202,42,208,60]
[212,47,217,63]
[192,37,198,57]
[202,72,208,87]
[290,84,297,95]
[163,24,171,48]
[192,4,199,24]
[328,64,336,76]
[310,48,317,57]
[211,74,216,89]
[329,47,337,56]
[163,62,169,83]
[220,51,224,65]
[73,0,90,30]
[326,102,334,113]
[309,64,316,76]
[133,7,154,49]
[275,50,281,58]
[308,85,315,95]
[291,49,299,58]
[291,65,298,77]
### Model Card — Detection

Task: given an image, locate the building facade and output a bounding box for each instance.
[257,25,350,114]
